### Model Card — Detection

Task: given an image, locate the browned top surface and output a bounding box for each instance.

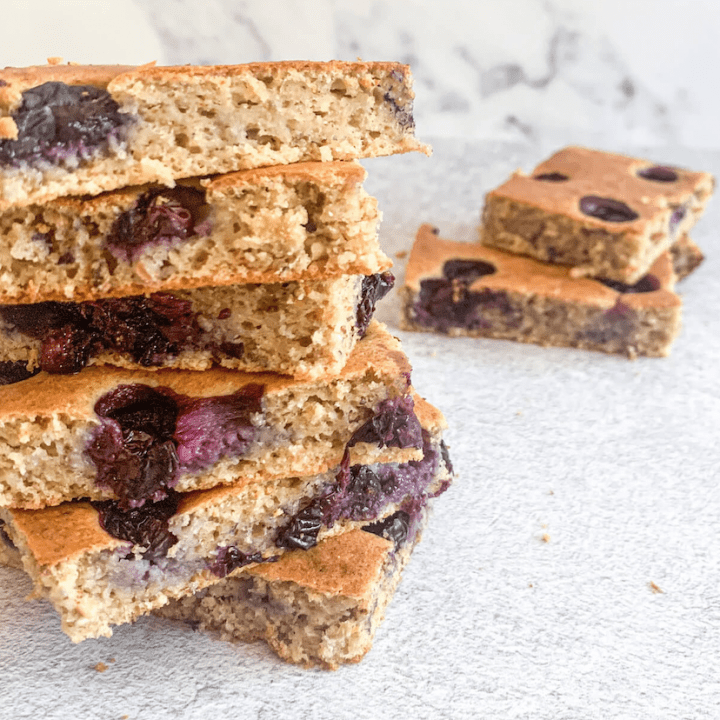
[0,320,409,420]
[9,502,123,566]
[0,60,411,95]
[405,224,680,311]
[248,527,390,600]
[6,390,442,569]
[487,146,714,232]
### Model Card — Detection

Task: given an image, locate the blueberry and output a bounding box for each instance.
[599,274,661,294]
[210,547,265,578]
[356,272,395,336]
[533,172,569,182]
[442,258,496,283]
[348,395,423,449]
[93,491,180,562]
[579,196,639,223]
[637,166,678,183]
[364,510,410,549]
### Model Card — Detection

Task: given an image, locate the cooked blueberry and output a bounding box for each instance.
[364,510,410,549]
[210,547,265,578]
[439,439,454,475]
[599,274,661,294]
[442,258,496,283]
[275,500,325,551]
[349,395,423,449]
[92,491,179,562]
[637,166,678,183]
[0,360,39,386]
[356,272,394,336]
[40,325,94,374]
[0,301,80,337]
[95,384,178,438]
[579,196,639,223]
[107,186,208,263]
[0,81,132,167]
[533,172,569,182]
[581,300,635,345]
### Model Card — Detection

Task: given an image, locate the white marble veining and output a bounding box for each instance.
[3,0,720,147]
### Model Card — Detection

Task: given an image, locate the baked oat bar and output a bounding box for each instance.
[0,61,429,209]
[0,321,423,510]
[401,224,682,358]
[0,398,451,643]
[481,146,714,284]
[0,271,393,379]
[0,161,389,304]
[157,506,435,669]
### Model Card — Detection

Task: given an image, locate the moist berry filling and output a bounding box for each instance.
[88,382,264,509]
[0,293,203,374]
[348,395,423,450]
[412,258,522,333]
[274,420,441,554]
[0,81,133,168]
[106,186,211,263]
[0,360,39,385]
[356,272,394,336]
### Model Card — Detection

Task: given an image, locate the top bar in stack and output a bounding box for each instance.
[481,146,714,283]
[0,61,430,209]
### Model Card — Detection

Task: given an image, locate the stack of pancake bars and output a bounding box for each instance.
[401,146,714,358]
[0,60,453,669]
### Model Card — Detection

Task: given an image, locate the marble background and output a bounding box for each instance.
[2,0,720,149]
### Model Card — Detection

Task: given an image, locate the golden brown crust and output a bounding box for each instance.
[490,146,714,230]
[8,502,123,566]
[247,528,390,600]
[407,224,680,311]
[0,320,407,419]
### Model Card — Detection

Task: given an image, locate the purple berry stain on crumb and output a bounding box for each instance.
[637,166,678,183]
[356,272,394,336]
[92,491,180,562]
[0,81,133,168]
[348,395,423,450]
[107,186,210,263]
[669,206,686,237]
[581,299,636,346]
[534,172,569,182]
[87,382,265,508]
[276,419,450,553]
[579,196,639,223]
[0,292,203,374]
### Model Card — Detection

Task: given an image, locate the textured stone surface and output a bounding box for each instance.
[2,139,719,718]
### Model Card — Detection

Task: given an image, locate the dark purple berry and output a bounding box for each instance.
[275,500,325,551]
[637,166,678,183]
[0,360,39,386]
[95,384,178,438]
[57,251,74,265]
[599,274,661,294]
[106,186,208,263]
[0,81,132,168]
[383,91,415,130]
[349,395,423,450]
[534,172,569,182]
[579,196,639,223]
[356,272,395,336]
[92,491,180,562]
[40,325,94,374]
[442,258,496,283]
[210,547,266,578]
[364,510,410,549]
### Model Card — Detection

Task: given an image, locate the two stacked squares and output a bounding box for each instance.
[0,60,453,668]
[402,147,714,357]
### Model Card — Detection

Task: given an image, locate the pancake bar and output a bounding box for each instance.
[401,224,682,358]
[481,146,713,284]
[0,321,423,510]
[0,161,389,304]
[0,271,393,379]
[0,61,429,209]
[0,398,451,643]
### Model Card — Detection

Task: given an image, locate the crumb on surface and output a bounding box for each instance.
[540,533,550,543]
[395,250,408,259]
[649,581,664,594]
[94,662,109,673]
[47,56,63,65]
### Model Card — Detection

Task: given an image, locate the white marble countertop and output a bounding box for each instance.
[2,138,719,719]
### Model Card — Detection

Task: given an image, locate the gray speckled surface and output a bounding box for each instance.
[2,139,719,719]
